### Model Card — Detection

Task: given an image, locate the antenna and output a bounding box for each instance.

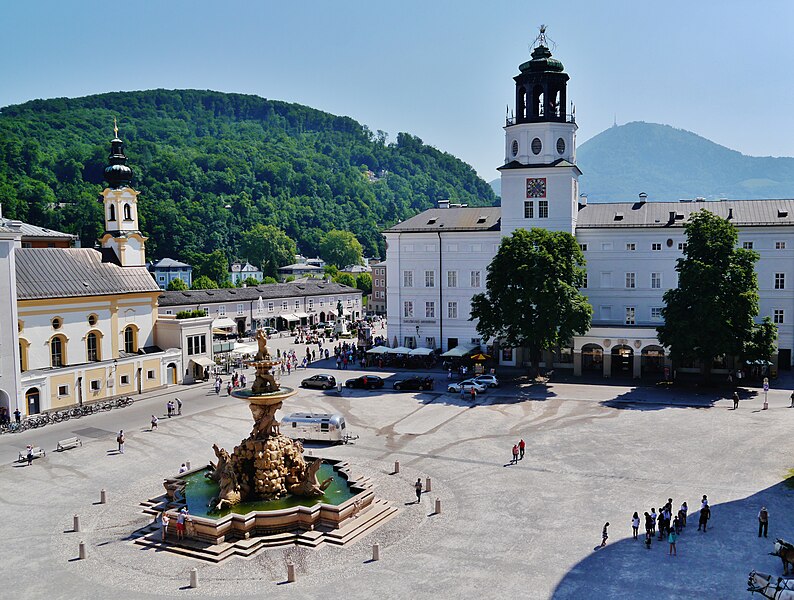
[531,24,556,50]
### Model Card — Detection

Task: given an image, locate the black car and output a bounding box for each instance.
[393,377,434,391]
[300,374,336,390]
[345,375,385,390]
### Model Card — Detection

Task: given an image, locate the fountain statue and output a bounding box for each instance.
[206,330,332,511]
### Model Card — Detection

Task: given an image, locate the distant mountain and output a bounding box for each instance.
[489,178,501,197]
[577,121,794,202]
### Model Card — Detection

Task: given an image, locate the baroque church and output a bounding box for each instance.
[384,38,794,378]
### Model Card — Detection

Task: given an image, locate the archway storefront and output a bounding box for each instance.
[641,346,665,376]
[581,344,603,373]
[573,328,672,379]
[25,387,40,415]
[610,345,634,377]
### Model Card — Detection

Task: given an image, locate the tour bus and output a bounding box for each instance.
[280,412,355,444]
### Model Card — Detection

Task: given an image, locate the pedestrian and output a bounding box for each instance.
[657,507,666,541]
[600,522,609,548]
[644,512,653,547]
[673,515,682,534]
[649,508,657,535]
[701,495,708,509]
[511,444,519,464]
[698,503,710,532]
[680,502,688,527]
[26,444,33,466]
[178,463,188,474]
[668,528,678,556]
[519,438,526,460]
[117,429,125,454]
[151,415,158,431]
[790,391,794,408]
[161,512,170,541]
[226,381,233,395]
[631,512,640,540]
[176,397,182,415]
[240,374,246,387]
[460,386,466,400]
[758,506,769,538]
[14,408,21,425]
[176,508,186,541]
[733,391,739,410]
[414,478,423,503]
[166,400,173,417]
[214,380,221,395]
[448,369,452,380]
[470,386,476,402]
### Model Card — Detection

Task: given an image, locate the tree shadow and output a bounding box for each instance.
[552,480,794,599]
[600,386,759,412]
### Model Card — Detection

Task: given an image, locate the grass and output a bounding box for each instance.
[785,468,794,489]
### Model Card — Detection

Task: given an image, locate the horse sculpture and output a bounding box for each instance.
[773,540,794,576]
[748,570,794,599]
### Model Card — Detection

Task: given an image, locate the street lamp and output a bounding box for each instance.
[415,325,420,348]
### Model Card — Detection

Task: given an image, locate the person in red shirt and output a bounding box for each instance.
[518,439,526,460]
[511,444,519,464]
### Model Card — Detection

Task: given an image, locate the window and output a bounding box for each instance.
[524,201,534,218]
[651,272,662,289]
[600,272,612,288]
[90,380,101,391]
[501,347,513,362]
[108,204,116,221]
[600,306,612,320]
[652,242,662,251]
[678,242,687,251]
[123,326,136,353]
[582,273,588,289]
[625,306,636,325]
[448,301,458,319]
[775,273,786,289]
[651,307,663,320]
[626,242,636,251]
[471,271,481,288]
[742,241,754,249]
[158,275,165,282]
[202,308,209,316]
[471,243,482,252]
[147,370,156,380]
[538,200,549,218]
[282,301,288,310]
[404,336,416,349]
[58,385,69,397]
[403,301,414,318]
[218,305,226,316]
[425,337,436,349]
[120,375,130,386]
[52,317,62,330]
[625,273,635,288]
[424,271,435,288]
[425,302,435,318]
[237,303,245,315]
[51,336,65,367]
[579,243,588,252]
[601,242,613,251]
[403,271,413,287]
[187,334,207,356]
[347,297,352,305]
[774,309,785,324]
[471,338,481,345]
[123,203,132,221]
[308,299,314,309]
[294,300,300,309]
[447,271,457,288]
[165,310,172,315]
[87,332,100,362]
[268,302,274,312]
[775,241,786,250]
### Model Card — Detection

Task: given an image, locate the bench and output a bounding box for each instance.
[57,437,82,452]
[18,446,45,462]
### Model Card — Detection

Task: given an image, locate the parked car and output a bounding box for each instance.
[474,374,500,388]
[393,376,434,391]
[447,379,487,393]
[345,375,385,390]
[300,374,336,390]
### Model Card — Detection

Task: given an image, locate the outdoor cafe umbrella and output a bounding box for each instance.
[470,353,491,362]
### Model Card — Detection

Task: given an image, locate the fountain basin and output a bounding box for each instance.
[231,386,296,405]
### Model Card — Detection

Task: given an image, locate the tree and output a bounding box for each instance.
[470,228,592,370]
[191,275,218,290]
[238,276,261,287]
[183,249,228,285]
[355,272,373,295]
[167,277,188,291]
[240,224,296,278]
[262,276,277,284]
[335,273,356,287]
[658,210,775,380]
[319,230,363,268]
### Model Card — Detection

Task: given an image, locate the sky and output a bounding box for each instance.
[2,0,793,180]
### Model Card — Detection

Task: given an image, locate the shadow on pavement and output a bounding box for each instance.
[601,386,760,411]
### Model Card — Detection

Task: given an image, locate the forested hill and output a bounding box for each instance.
[0,89,497,259]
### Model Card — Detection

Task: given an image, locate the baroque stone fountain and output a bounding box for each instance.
[206,329,332,511]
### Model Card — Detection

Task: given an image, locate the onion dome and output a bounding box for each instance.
[104,122,133,189]
[519,45,565,74]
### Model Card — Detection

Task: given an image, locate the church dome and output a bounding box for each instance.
[519,45,565,74]
[104,135,133,189]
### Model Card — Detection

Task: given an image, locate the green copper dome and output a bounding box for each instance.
[519,45,564,73]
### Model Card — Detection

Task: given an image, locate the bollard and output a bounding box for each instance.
[393,460,400,474]
[434,498,442,514]
[186,461,191,470]
[372,543,380,561]
[286,562,296,583]
[73,514,80,533]
[763,400,769,410]
[100,489,107,504]
[78,540,86,560]
[189,567,198,588]
[425,477,432,493]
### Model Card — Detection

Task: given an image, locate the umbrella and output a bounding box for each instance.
[470,353,491,361]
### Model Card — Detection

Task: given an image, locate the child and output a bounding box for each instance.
[668,528,678,556]
[631,512,640,540]
[161,512,170,541]
[673,515,682,534]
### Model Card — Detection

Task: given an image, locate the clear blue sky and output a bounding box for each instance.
[2,0,793,180]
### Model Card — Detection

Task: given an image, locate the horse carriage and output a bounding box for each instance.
[748,539,794,598]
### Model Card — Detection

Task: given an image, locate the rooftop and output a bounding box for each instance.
[385,206,501,233]
[149,258,191,269]
[0,218,78,241]
[158,280,361,307]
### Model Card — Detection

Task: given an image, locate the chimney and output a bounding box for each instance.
[638,192,648,204]
[668,211,676,225]
[579,194,588,206]
[727,207,734,220]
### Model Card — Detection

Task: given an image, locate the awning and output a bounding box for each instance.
[211,317,236,329]
[440,344,478,358]
[293,312,310,319]
[409,347,434,356]
[388,346,414,355]
[189,356,216,368]
[233,342,258,355]
[366,346,390,355]
[282,314,300,322]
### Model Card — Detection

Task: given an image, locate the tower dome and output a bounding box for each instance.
[104,120,133,189]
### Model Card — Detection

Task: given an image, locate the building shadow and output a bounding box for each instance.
[600,386,759,412]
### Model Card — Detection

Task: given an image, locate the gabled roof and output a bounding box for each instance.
[230,262,261,273]
[385,207,501,233]
[498,158,582,175]
[158,280,360,307]
[0,218,78,241]
[278,263,323,271]
[16,248,160,300]
[151,258,191,269]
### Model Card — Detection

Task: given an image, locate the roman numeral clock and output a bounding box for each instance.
[526,177,546,198]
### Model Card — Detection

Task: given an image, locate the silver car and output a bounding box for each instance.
[474,374,499,388]
[447,379,487,393]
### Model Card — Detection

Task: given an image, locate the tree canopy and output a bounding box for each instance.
[470,228,592,368]
[191,275,218,290]
[319,229,363,268]
[657,209,776,377]
[166,277,188,291]
[240,223,296,277]
[355,272,372,295]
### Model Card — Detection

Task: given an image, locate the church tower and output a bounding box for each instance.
[499,29,581,237]
[99,121,147,266]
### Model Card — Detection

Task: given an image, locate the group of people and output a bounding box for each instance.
[213,372,247,395]
[509,439,526,464]
[622,495,712,556]
[160,506,191,542]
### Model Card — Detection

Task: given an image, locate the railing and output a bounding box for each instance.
[506,113,575,126]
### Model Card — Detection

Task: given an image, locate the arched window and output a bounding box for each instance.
[123,326,137,354]
[19,340,29,372]
[108,204,116,222]
[87,332,100,362]
[123,203,132,221]
[50,335,66,367]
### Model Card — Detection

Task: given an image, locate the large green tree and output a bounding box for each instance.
[355,272,372,295]
[240,224,296,277]
[191,275,218,290]
[166,277,188,291]
[470,228,592,369]
[319,230,363,268]
[183,249,228,285]
[657,209,776,379]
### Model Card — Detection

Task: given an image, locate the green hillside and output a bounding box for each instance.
[0,90,497,261]
[577,121,794,202]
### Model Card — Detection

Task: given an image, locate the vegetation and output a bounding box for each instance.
[0,89,497,264]
[657,210,776,380]
[319,229,363,268]
[355,272,372,295]
[470,228,592,370]
[166,278,188,291]
[191,275,218,289]
[240,223,297,276]
[176,309,206,319]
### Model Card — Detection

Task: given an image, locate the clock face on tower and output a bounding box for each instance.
[526,177,547,198]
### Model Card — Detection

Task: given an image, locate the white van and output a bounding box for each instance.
[280,412,356,444]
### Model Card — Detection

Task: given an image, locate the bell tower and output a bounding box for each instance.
[99,120,147,267]
[499,27,581,237]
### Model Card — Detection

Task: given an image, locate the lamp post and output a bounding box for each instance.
[415,325,420,349]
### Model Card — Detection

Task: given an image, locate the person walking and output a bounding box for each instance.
[226,381,233,396]
[789,391,794,408]
[214,379,221,395]
[668,528,678,556]
[117,430,125,454]
[175,397,182,415]
[649,508,657,535]
[519,439,526,460]
[631,512,640,540]
[733,391,740,410]
[644,512,654,548]
[151,415,158,431]
[511,444,519,465]
[680,502,688,527]
[414,478,423,503]
[600,522,610,548]
[14,409,21,426]
[26,444,34,466]
[161,512,170,541]
[758,506,769,538]
[166,400,173,417]
[698,503,710,532]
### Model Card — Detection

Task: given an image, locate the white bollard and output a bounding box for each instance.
[425,477,432,493]
[100,489,107,504]
[287,562,296,583]
[372,543,380,561]
[78,541,86,560]
[393,461,400,474]
[73,514,80,532]
[189,567,198,588]
[434,498,442,514]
